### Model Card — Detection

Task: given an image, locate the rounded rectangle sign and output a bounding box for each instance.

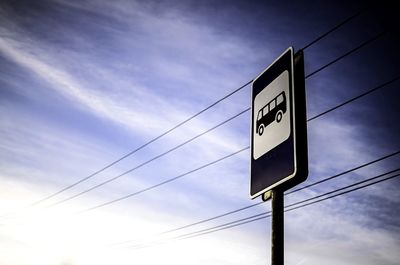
[250,47,308,198]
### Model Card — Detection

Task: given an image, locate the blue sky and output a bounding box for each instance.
[1,0,399,264]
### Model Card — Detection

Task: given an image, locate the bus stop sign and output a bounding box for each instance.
[250,47,308,199]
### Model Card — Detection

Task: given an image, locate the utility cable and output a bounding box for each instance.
[301,10,365,50]
[110,149,400,247]
[129,168,400,249]
[307,74,400,122]
[28,7,364,207]
[47,108,250,208]
[287,150,400,194]
[79,72,400,212]
[79,146,250,213]
[182,169,400,241]
[305,31,386,79]
[30,81,252,206]
[48,36,398,210]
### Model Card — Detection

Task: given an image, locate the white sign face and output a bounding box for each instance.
[253,70,291,160]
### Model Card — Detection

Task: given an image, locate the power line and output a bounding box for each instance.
[305,31,386,79]
[129,169,400,249]
[27,7,363,207]
[111,201,264,247]
[184,170,400,241]
[129,168,400,249]
[30,81,252,207]
[306,75,400,122]
[142,201,264,240]
[46,35,397,211]
[3,63,395,222]
[53,33,400,207]
[110,149,400,247]
[301,10,365,50]
[288,149,400,194]
[77,72,400,212]
[307,75,400,122]
[3,7,385,219]
[79,146,250,213]
[286,168,400,210]
[47,108,250,208]
[4,65,391,220]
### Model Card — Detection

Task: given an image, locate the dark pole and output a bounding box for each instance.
[271,189,284,265]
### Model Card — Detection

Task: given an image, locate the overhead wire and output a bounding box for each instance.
[29,80,252,207]
[110,149,400,247]
[26,8,365,207]
[57,5,400,252]
[79,146,250,213]
[44,27,395,210]
[181,169,400,241]
[127,168,400,249]
[300,9,365,50]
[1,28,393,223]
[306,74,400,122]
[2,8,396,255]
[47,108,250,208]
[76,72,400,213]
[287,150,400,194]
[305,31,387,79]
[2,6,397,262]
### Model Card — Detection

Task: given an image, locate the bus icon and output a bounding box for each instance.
[256,91,287,136]
[252,69,291,160]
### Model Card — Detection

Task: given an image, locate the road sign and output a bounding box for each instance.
[250,47,308,199]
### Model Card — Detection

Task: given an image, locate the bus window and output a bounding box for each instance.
[277,94,284,104]
[270,100,276,110]
[257,109,263,120]
[263,105,269,116]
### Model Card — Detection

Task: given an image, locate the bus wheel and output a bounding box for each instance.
[276,111,283,123]
[258,125,264,136]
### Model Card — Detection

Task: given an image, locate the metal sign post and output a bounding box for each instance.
[250,47,307,265]
[271,189,284,265]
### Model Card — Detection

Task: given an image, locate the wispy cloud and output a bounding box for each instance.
[286,202,400,265]
[1,1,399,265]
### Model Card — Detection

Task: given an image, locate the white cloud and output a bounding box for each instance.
[1,1,399,265]
[0,37,181,133]
[285,203,400,265]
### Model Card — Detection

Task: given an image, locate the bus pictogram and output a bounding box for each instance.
[256,91,287,136]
